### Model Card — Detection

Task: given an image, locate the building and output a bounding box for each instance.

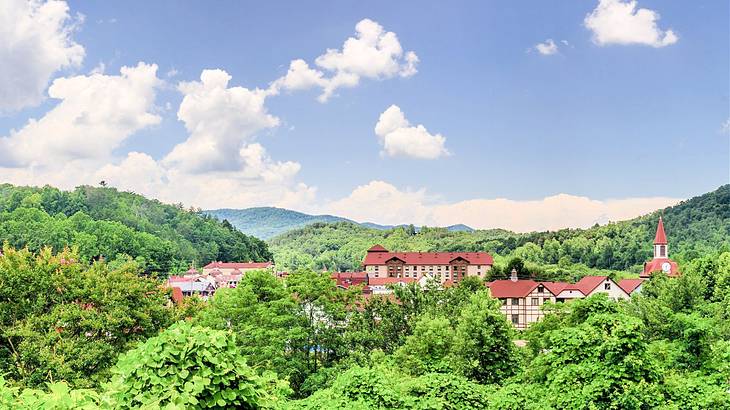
[331,272,368,289]
[641,217,680,278]
[488,269,557,330]
[362,245,493,284]
[487,270,631,330]
[202,261,274,276]
[367,277,417,294]
[618,279,644,295]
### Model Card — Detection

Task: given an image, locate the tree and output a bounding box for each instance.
[0,246,173,388]
[394,314,456,376]
[451,291,519,384]
[106,321,288,409]
[195,270,306,385]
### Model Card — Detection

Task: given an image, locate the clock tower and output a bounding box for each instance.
[641,216,680,278]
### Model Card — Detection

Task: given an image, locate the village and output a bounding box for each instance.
[168,217,679,329]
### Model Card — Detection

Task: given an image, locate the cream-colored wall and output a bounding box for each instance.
[498,286,556,330]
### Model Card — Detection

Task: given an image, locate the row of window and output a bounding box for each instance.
[502,297,550,306]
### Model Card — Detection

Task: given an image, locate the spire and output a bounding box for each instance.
[654,216,667,245]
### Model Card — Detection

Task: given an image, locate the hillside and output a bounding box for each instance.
[0,184,271,274]
[205,207,354,239]
[269,185,730,275]
[205,207,475,239]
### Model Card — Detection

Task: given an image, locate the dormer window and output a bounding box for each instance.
[537,285,544,293]
[604,282,611,290]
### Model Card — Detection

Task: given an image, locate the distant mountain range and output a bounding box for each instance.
[204,207,474,239]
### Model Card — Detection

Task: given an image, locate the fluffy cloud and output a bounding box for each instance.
[534,39,559,55]
[163,69,280,174]
[269,18,418,102]
[0,0,85,112]
[584,0,678,47]
[374,105,449,159]
[322,181,679,232]
[0,62,161,167]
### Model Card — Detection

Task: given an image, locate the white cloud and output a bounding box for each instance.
[322,180,680,232]
[584,0,678,47]
[0,64,315,212]
[269,18,418,102]
[374,105,449,159]
[534,39,559,55]
[721,118,730,135]
[0,62,161,167]
[163,69,280,173]
[0,0,85,112]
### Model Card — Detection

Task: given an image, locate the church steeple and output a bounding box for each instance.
[653,216,668,259]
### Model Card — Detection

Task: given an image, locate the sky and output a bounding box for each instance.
[0,0,728,232]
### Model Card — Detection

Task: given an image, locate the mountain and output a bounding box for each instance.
[0,184,271,274]
[268,185,730,274]
[205,207,475,239]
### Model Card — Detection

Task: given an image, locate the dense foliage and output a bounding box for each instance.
[0,184,272,274]
[1,246,729,408]
[0,246,174,389]
[270,184,730,277]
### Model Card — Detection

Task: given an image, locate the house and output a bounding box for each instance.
[367,277,417,295]
[487,270,630,330]
[618,278,644,296]
[487,269,557,330]
[331,272,368,289]
[168,275,216,299]
[202,261,274,276]
[641,217,680,278]
[362,245,493,284]
[557,276,629,301]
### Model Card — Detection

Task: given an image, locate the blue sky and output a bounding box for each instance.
[0,0,728,231]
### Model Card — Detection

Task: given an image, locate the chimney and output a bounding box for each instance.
[510,268,518,282]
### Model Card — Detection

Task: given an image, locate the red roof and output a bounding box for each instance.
[618,279,644,294]
[363,247,493,266]
[641,258,680,278]
[203,261,273,269]
[542,281,570,295]
[569,276,608,295]
[487,280,539,298]
[368,277,417,286]
[654,217,667,245]
[168,276,194,283]
[186,267,199,275]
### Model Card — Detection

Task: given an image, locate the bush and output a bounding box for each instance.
[106,321,289,409]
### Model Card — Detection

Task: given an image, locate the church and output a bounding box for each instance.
[640,216,680,278]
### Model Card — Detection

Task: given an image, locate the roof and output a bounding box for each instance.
[569,276,608,295]
[331,272,368,280]
[367,244,389,252]
[487,279,539,298]
[641,258,680,278]
[654,217,667,245]
[363,250,493,266]
[368,277,417,286]
[186,268,199,274]
[618,279,644,294]
[542,281,570,295]
[203,261,273,269]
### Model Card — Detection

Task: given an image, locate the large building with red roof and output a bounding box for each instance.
[362,244,493,284]
[641,217,680,278]
[202,261,274,276]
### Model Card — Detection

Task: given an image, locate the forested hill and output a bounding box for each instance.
[269,185,730,274]
[0,184,271,274]
[205,207,475,239]
[205,207,353,239]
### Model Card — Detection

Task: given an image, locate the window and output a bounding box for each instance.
[660,245,666,257]
[502,299,507,305]
[531,298,539,306]
[511,298,519,306]
[537,285,544,293]
[604,282,611,290]
[511,314,519,325]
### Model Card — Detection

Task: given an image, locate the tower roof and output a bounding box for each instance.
[654,217,667,245]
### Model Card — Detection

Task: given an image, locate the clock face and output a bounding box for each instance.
[661,262,671,273]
